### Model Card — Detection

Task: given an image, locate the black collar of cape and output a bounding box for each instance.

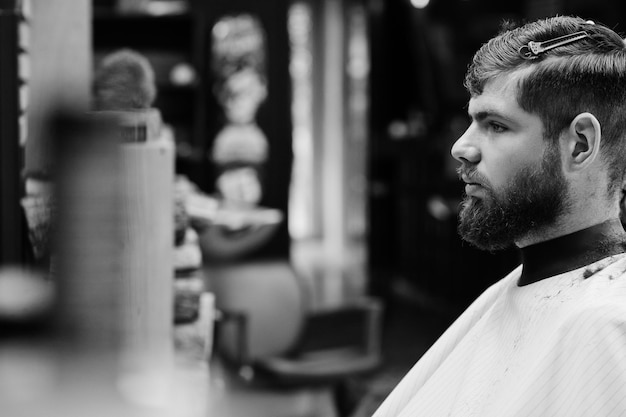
[518,219,626,287]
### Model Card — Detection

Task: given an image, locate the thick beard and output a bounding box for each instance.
[458,147,569,251]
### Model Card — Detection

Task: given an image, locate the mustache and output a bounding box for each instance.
[456,165,491,189]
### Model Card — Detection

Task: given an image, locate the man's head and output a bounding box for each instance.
[452,16,626,250]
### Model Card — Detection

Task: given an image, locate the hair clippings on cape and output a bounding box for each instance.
[519,31,590,60]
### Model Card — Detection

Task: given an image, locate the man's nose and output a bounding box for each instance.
[451,127,480,164]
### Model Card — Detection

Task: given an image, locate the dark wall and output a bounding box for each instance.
[367,0,528,309]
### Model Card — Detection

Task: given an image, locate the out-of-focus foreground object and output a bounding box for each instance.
[1,110,207,417]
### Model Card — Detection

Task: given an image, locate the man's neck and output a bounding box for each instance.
[517,218,626,286]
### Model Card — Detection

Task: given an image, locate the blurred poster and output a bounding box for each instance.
[199,13,287,262]
[211,15,268,210]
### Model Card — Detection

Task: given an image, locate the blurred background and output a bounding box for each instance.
[1,0,625,416]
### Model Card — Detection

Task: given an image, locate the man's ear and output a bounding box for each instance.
[560,112,601,172]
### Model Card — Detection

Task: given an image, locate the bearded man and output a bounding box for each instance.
[373,16,626,417]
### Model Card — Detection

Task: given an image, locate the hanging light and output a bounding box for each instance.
[410,0,430,9]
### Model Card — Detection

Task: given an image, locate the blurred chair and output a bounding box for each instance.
[207,260,384,415]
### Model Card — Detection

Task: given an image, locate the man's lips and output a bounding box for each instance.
[465,183,482,190]
[459,174,486,196]
[458,166,490,195]
[461,174,481,187]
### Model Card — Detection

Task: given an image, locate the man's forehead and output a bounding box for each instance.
[467,68,533,118]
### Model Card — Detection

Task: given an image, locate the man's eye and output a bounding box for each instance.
[489,122,507,133]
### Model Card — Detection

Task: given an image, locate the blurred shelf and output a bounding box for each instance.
[92,2,204,158]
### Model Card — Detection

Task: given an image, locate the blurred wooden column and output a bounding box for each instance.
[52,116,139,416]
[54,114,176,413]
[118,137,175,401]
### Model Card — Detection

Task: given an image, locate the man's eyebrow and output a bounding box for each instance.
[469,110,515,124]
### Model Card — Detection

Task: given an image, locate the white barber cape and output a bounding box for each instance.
[373,254,626,417]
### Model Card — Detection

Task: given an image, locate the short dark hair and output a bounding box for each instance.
[465,16,626,196]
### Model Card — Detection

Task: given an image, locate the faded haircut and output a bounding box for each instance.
[465,16,626,196]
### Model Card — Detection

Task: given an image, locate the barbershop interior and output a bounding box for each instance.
[1,0,624,416]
